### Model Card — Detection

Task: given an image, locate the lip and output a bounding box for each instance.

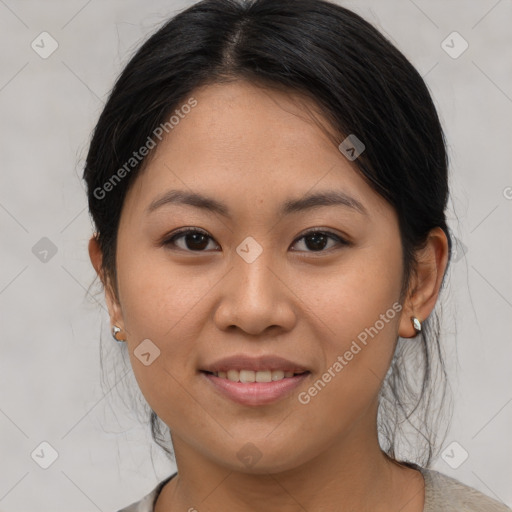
[200,354,309,373]
[201,371,310,406]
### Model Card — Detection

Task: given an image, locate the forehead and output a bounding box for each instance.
[122,80,392,222]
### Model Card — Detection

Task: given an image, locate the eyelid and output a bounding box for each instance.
[289,228,350,252]
[161,227,219,250]
[168,226,210,238]
[292,227,349,245]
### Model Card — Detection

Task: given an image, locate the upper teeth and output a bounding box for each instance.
[213,369,299,382]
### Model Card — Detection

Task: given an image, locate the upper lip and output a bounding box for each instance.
[201,355,309,373]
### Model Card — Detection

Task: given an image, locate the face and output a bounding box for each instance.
[107,81,406,473]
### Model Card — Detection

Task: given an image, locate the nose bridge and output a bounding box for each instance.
[213,237,296,335]
[232,236,279,306]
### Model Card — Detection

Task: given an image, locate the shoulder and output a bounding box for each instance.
[115,473,177,512]
[421,468,511,512]
[114,469,511,512]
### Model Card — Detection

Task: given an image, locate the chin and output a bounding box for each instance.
[205,438,315,476]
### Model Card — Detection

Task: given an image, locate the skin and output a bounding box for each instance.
[89,80,449,511]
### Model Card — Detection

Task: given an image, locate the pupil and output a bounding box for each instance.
[187,233,208,250]
[306,233,327,251]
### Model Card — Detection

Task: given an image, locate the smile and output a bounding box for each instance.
[204,369,307,382]
[201,370,310,406]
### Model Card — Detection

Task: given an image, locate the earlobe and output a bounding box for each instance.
[398,227,449,339]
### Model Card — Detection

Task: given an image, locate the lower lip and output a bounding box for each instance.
[201,372,310,406]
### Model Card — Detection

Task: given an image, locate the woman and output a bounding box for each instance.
[84,0,511,510]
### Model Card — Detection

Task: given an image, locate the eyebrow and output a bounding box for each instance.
[145,189,367,217]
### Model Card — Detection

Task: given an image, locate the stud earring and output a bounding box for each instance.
[112,325,125,343]
[411,316,422,335]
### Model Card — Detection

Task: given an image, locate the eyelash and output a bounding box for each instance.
[161,227,350,253]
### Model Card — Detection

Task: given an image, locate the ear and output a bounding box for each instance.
[398,227,450,338]
[88,235,125,334]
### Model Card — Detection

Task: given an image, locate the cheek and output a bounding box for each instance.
[294,244,403,415]
[295,242,403,348]
[116,248,213,339]
[114,250,211,395]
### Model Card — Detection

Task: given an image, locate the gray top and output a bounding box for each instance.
[117,467,511,511]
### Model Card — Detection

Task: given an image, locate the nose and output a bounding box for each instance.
[212,245,297,336]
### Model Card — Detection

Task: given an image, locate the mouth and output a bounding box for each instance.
[200,370,310,406]
[199,354,311,406]
[201,369,309,383]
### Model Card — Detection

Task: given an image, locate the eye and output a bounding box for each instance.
[162,228,220,252]
[290,229,349,253]
[161,227,349,253]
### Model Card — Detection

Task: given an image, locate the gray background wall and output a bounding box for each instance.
[0,0,511,510]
